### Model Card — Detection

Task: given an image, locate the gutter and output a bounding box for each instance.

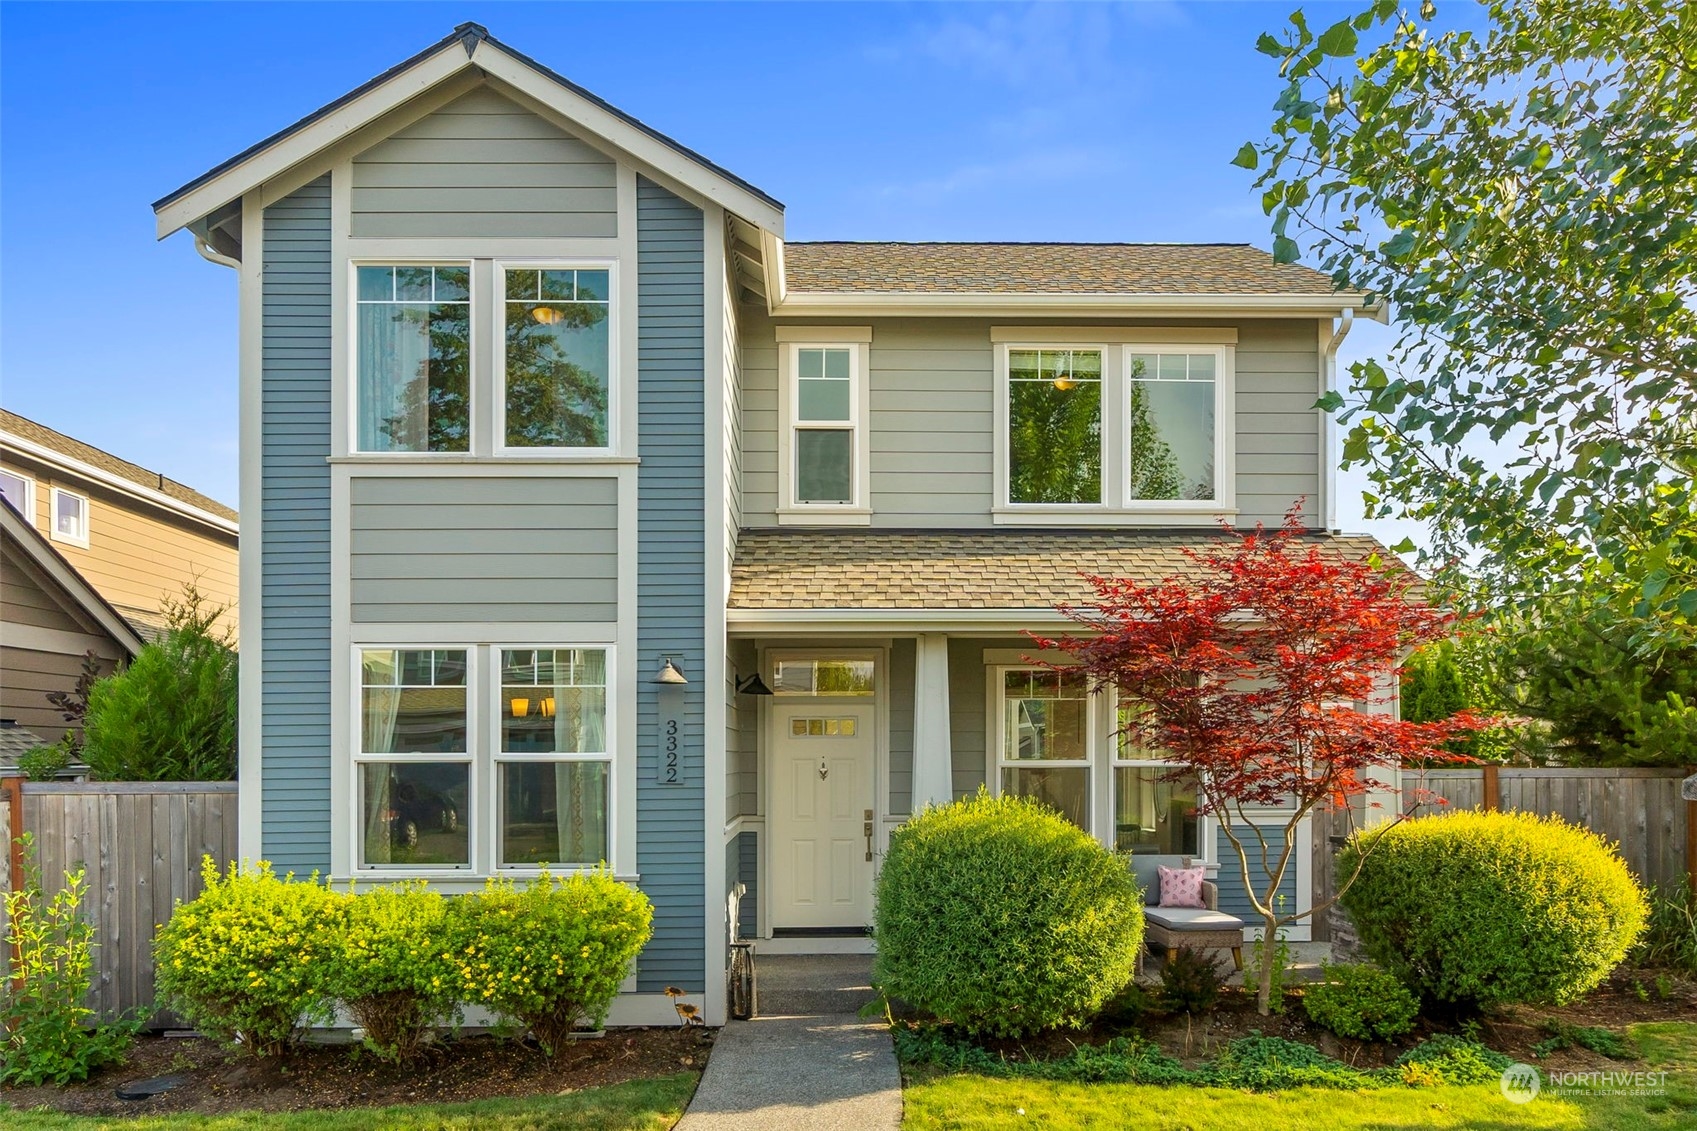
[0,433,239,536]
[769,291,1385,319]
[1321,307,1354,532]
[194,235,241,270]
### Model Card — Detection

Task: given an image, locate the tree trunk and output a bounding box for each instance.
[1256,911,1279,1015]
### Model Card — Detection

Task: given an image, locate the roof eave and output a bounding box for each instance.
[770,291,1384,320]
[0,502,146,657]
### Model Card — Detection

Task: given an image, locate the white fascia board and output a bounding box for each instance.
[154,43,472,239]
[0,433,239,536]
[471,50,784,236]
[771,292,1385,320]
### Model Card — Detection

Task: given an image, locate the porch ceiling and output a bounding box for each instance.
[727,529,1395,611]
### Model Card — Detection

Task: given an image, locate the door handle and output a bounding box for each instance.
[864,810,874,862]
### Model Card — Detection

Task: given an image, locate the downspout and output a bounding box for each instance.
[194,235,241,270]
[1321,307,1354,532]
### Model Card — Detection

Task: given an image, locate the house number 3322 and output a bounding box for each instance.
[657,687,685,785]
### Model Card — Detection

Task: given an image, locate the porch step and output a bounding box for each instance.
[754,953,879,1017]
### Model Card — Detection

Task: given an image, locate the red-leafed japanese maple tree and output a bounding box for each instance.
[1035,507,1481,1014]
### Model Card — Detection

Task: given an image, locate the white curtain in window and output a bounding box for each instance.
[357,307,431,451]
[361,686,402,865]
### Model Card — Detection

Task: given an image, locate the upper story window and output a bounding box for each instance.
[0,469,34,518]
[995,339,1236,521]
[356,265,471,453]
[49,487,89,548]
[501,267,612,451]
[776,330,872,523]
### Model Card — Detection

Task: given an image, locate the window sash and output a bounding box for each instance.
[498,263,616,452]
[353,264,473,455]
[0,470,33,517]
[48,488,88,545]
[786,343,863,508]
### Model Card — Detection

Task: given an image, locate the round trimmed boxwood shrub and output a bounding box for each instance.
[448,870,652,1055]
[1302,963,1418,1040]
[872,791,1144,1037]
[1339,810,1648,1009]
[319,883,458,1062]
[154,859,344,1056]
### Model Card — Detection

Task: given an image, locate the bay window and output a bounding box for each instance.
[354,644,614,874]
[995,339,1235,519]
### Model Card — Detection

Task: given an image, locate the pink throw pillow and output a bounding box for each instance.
[1157,864,1207,909]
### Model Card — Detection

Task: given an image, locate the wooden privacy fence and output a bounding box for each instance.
[1,779,238,1021]
[1314,767,1696,942]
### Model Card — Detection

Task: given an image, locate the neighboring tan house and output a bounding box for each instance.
[0,410,239,641]
[1,498,144,744]
[154,23,1392,1027]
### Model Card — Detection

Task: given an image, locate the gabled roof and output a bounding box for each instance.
[729,529,1395,613]
[783,242,1346,297]
[1,409,238,527]
[153,23,784,241]
[0,499,145,657]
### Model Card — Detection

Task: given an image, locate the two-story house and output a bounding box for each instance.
[155,24,1388,1027]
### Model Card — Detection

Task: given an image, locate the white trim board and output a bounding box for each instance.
[1,433,238,537]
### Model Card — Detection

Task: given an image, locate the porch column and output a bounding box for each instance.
[910,633,954,811]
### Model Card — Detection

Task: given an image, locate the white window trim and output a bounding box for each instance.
[347,258,477,459]
[992,341,1238,525]
[47,486,89,549]
[493,258,620,458]
[989,664,1095,834]
[776,330,872,524]
[0,469,36,523]
[348,642,619,880]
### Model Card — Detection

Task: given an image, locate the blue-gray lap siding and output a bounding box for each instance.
[635,178,707,992]
[260,177,334,874]
[1211,825,1301,922]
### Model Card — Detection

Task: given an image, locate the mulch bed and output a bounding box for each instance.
[971,967,1697,1075]
[4,1026,714,1118]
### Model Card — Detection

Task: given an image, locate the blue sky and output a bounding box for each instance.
[1,0,1435,543]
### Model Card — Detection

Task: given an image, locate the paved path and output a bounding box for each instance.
[676,1013,902,1131]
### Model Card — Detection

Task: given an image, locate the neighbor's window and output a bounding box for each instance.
[771,658,875,696]
[498,648,610,867]
[1007,349,1102,504]
[357,648,471,869]
[49,488,88,547]
[997,668,1090,828]
[1114,701,1199,855]
[1127,352,1217,502]
[356,266,472,453]
[789,345,860,505]
[0,469,35,518]
[503,268,612,449]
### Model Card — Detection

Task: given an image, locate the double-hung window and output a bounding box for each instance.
[1113,700,1200,856]
[355,644,614,874]
[996,668,1092,829]
[352,261,617,456]
[49,487,89,548]
[777,331,871,521]
[996,338,1235,520]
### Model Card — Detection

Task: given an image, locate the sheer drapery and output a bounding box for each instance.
[360,663,403,865]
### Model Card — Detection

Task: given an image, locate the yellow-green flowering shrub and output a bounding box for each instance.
[449,870,652,1055]
[320,883,458,1061]
[153,859,344,1056]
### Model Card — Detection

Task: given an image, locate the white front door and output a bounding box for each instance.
[769,706,876,929]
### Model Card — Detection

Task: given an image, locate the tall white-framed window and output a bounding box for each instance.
[993,339,1236,522]
[352,643,617,876]
[776,329,872,523]
[356,647,473,870]
[496,647,613,868]
[0,469,36,520]
[48,487,89,548]
[993,666,1092,830]
[353,264,473,454]
[1112,699,1201,856]
[497,264,616,453]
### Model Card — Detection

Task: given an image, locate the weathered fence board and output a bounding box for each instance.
[1315,767,1694,942]
[9,782,237,1021]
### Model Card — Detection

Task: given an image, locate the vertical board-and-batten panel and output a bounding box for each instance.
[636,177,707,991]
[348,476,617,622]
[262,178,333,874]
[737,315,1320,528]
[350,87,617,238]
[887,638,917,815]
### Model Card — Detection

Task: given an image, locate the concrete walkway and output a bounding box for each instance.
[676,1013,902,1131]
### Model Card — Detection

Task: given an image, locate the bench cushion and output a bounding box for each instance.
[1144,906,1246,931]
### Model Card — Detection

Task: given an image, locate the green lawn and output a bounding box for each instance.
[0,1071,697,1131]
[902,1024,1697,1131]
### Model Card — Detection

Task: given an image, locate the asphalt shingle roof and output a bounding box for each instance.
[729,529,1396,610]
[0,410,237,524]
[781,242,1348,297]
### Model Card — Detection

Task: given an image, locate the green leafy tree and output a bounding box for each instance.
[1009,381,1102,504]
[82,584,237,781]
[504,301,609,447]
[1400,641,1469,724]
[1239,0,1697,635]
